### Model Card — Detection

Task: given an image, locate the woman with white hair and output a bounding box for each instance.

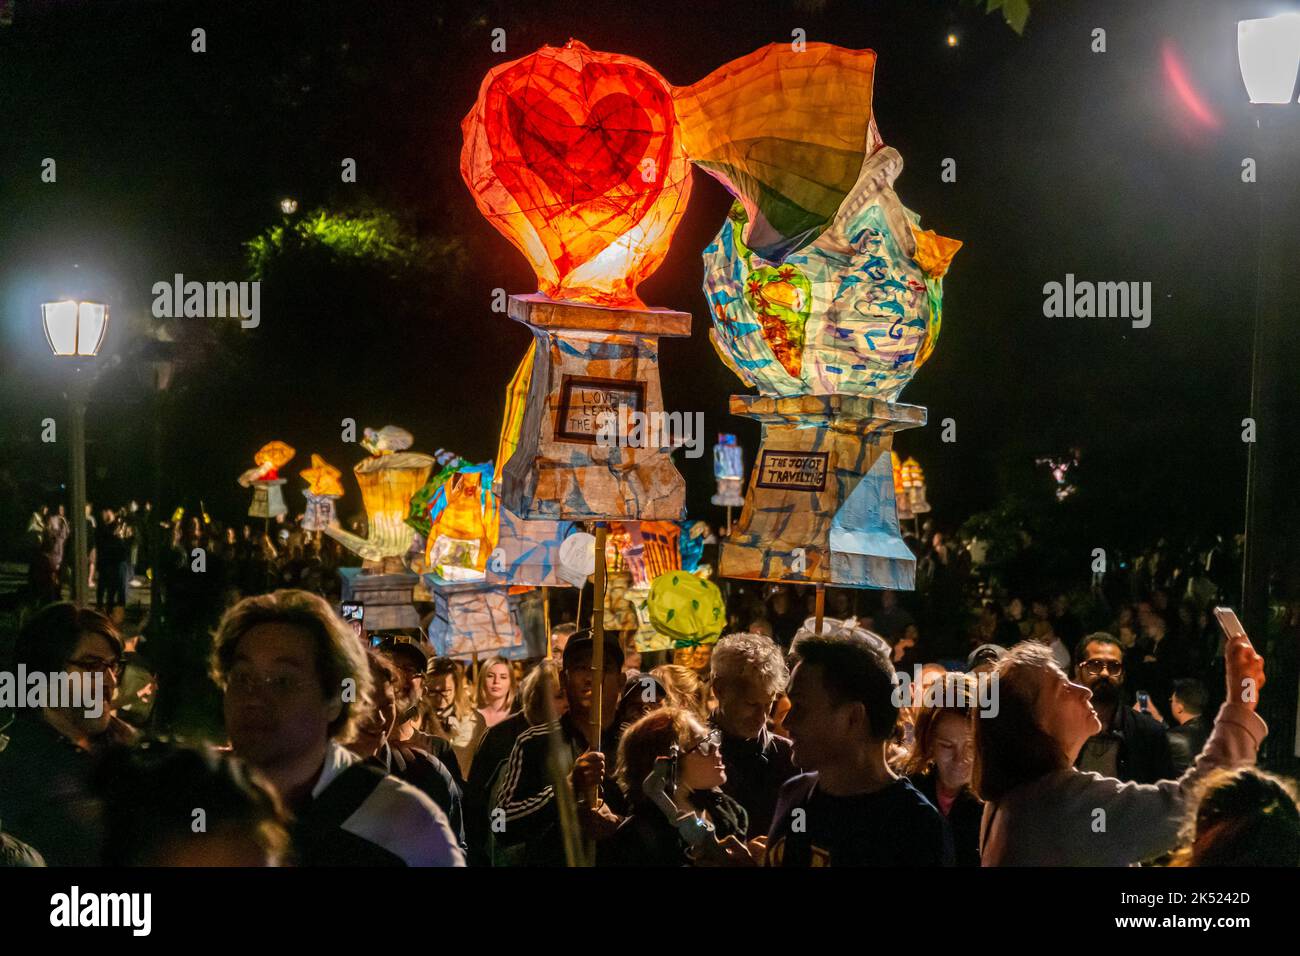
[709,632,799,838]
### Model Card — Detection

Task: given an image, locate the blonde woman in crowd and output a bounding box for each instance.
[475,656,518,729]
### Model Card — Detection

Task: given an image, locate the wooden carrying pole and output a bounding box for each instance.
[543,585,552,659]
[590,522,608,755]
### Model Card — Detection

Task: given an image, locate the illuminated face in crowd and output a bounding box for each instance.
[1033,664,1102,760]
[782,661,852,771]
[713,671,775,741]
[223,623,338,772]
[60,631,122,739]
[678,718,726,793]
[1076,640,1125,706]
[562,649,622,731]
[427,671,457,712]
[482,663,510,707]
[929,712,973,794]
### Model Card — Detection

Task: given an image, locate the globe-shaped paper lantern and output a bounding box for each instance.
[686,44,960,399]
[461,39,692,308]
[647,571,725,647]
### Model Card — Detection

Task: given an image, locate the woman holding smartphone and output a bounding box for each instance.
[974,613,1267,865]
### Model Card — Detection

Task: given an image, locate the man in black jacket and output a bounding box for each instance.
[709,632,799,838]
[1166,678,1212,775]
[1073,633,1174,783]
[495,633,625,866]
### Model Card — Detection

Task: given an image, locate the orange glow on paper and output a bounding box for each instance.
[494,342,535,480]
[301,454,345,497]
[900,457,924,488]
[674,43,880,261]
[426,471,499,575]
[911,227,962,280]
[461,39,691,307]
[250,441,295,480]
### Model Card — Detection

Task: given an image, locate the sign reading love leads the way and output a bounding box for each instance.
[461,39,691,309]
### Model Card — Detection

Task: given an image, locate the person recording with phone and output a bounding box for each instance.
[1071,633,1173,784]
[597,707,750,866]
[975,608,1268,866]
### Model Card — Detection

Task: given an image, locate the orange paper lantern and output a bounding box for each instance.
[461,39,691,308]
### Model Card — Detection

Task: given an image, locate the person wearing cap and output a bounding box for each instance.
[966,644,1007,674]
[494,632,627,866]
[376,634,465,791]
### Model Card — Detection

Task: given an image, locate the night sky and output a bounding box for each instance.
[0,0,1292,562]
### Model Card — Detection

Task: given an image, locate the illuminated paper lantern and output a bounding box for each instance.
[238,441,296,519]
[675,43,882,263]
[427,471,493,582]
[494,344,535,478]
[683,44,960,398]
[647,571,725,648]
[425,578,527,661]
[556,531,597,588]
[485,505,578,587]
[900,456,930,514]
[324,426,434,569]
[892,451,912,521]
[702,161,959,397]
[406,455,464,538]
[254,441,296,477]
[685,45,957,591]
[679,521,708,573]
[461,39,692,308]
[465,41,691,522]
[606,520,681,589]
[300,453,344,531]
[711,433,745,507]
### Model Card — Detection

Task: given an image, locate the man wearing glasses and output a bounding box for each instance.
[213,590,463,866]
[1073,633,1174,784]
[0,602,137,866]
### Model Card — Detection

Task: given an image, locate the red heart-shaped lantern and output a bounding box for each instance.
[462,40,691,308]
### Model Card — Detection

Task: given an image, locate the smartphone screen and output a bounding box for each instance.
[341,602,363,623]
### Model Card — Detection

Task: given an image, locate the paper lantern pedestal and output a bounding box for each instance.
[424,576,526,660]
[301,491,339,532]
[248,479,287,519]
[711,478,745,508]
[500,294,689,521]
[340,568,421,631]
[484,505,576,587]
[720,394,925,590]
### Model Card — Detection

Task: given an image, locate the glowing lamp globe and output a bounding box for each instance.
[42,300,109,357]
[461,39,692,308]
[1238,14,1300,104]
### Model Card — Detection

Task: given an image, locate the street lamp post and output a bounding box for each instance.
[42,299,109,607]
[1237,14,1300,768]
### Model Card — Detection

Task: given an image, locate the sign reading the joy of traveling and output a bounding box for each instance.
[756,450,829,491]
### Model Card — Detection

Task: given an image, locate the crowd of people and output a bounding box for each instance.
[4,499,1298,867]
[24,500,354,616]
[0,585,1295,867]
